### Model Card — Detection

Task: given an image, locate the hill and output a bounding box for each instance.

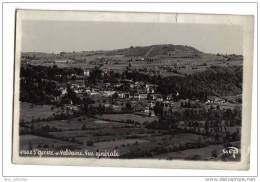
[104,44,202,58]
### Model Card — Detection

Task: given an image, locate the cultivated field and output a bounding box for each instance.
[20,102,61,122]
[96,113,158,124]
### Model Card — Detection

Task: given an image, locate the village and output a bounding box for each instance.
[56,66,237,119]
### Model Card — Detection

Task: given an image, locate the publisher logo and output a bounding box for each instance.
[222,147,239,158]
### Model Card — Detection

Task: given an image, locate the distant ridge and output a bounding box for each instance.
[22,44,242,61]
[104,44,202,58]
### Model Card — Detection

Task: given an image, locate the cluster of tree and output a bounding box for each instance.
[22,123,62,136]
[146,116,178,130]
[20,64,83,83]
[20,64,84,104]
[87,66,103,84]
[82,101,133,116]
[59,86,81,105]
[157,66,242,100]
[20,77,61,104]
[145,106,241,133]
[172,107,241,125]
[180,101,201,108]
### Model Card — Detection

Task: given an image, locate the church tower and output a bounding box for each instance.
[83,69,90,87]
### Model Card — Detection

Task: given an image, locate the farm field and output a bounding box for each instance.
[20,134,80,150]
[20,102,60,122]
[20,114,221,159]
[96,113,159,124]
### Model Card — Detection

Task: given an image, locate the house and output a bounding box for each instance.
[205,99,213,104]
[162,101,171,112]
[92,88,99,91]
[138,93,148,100]
[144,107,156,117]
[83,69,90,77]
[60,87,67,95]
[149,101,156,108]
[104,103,111,108]
[170,101,175,107]
[136,57,145,61]
[55,59,73,63]
[134,81,144,86]
[122,79,133,84]
[118,92,130,99]
[85,89,91,94]
[156,98,163,102]
[104,83,111,89]
[118,92,125,99]
[178,121,185,127]
[90,91,100,96]
[144,107,150,113]
[166,94,173,101]
[115,83,122,88]
[71,83,80,89]
[130,84,135,89]
[207,96,225,104]
[112,105,122,111]
[74,87,86,94]
[214,97,225,104]
[103,91,116,97]
[150,110,156,117]
[65,104,80,111]
[145,84,158,93]
[151,94,163,101]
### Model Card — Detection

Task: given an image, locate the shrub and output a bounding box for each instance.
[211,149,218,158]
[86,140,94,146]
[81,124,87,130]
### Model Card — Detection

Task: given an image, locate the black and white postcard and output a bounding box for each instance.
[12,10,254,169]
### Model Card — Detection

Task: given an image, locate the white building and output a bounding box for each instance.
[103,91,116,97]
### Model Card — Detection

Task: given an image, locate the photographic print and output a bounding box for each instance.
[12,10,254,169]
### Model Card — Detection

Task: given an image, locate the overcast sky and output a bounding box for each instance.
[21,20,243,54]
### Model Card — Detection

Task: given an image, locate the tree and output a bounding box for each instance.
[66,85,81,104]
[211,149,218,158]
[89,66,102,84]
[81,124,87,130]
[125,102,132,111]
[111,92,118,104]
[154,102,163,116]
